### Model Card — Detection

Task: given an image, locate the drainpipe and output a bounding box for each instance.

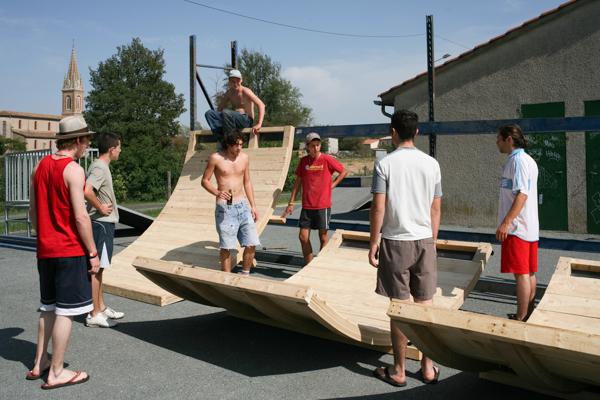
[373,100,392,118]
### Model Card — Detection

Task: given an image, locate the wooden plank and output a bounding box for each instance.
[526,310,600,336]
[535,293,600,319]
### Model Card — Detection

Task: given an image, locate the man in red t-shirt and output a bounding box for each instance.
[28,115,99,390]
[284,132,347,265]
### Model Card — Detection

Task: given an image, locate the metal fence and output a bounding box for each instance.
[3,148,99,236]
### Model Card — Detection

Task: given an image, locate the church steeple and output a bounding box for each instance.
[62,45,84,116]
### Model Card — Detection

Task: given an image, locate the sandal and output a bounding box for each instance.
[419,365,440,384]
[373,366,407,387]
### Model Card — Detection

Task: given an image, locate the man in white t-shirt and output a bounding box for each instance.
[368,109,442,387]
[496,124,539,321]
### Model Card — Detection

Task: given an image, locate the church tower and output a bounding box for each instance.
[62,46,84,116]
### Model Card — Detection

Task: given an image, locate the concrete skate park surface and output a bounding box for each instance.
[2,218,600,399]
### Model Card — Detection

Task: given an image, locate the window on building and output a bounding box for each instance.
[47,122,51,130]
[77,96,81,111]
[66,96,72,111]
[34,140,37,149]
[18,120,22,129]
[2,121,6,135]
[34,121,38,130]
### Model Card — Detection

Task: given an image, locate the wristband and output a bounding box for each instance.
[87,251,98,259]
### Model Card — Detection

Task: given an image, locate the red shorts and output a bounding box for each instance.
[501,235,538,275]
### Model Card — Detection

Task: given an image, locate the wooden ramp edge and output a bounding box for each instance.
[388,257,600,399]
[104,126,295,305]
[133,229,493,357]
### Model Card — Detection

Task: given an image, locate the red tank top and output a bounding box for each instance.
[34,155,86,258]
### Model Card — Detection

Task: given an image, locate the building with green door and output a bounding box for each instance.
[377,0,600,234]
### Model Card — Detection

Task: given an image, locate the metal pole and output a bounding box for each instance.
[426,15,436,158]
[189,35,197,131]
[196,71,214,111]
[231,40,238,69]
[195,63,234,71]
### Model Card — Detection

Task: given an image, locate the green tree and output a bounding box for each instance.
[84,38,186,201]
[219,49,313,127]
[0,136,26,155]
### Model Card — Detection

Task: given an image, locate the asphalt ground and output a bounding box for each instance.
[2,223,600,399]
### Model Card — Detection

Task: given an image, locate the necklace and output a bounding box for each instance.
[54,152,72,158]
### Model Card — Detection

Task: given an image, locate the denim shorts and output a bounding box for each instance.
[215,200,261,250]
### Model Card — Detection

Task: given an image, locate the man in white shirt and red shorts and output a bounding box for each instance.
[496,124,539,321]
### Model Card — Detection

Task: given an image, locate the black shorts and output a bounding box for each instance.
[92,221,115,268]
[37,256,92,316]
[299,208,331,230]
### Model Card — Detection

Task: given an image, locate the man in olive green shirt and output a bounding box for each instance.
[83,132,125,328]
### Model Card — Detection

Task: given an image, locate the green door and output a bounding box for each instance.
[521,102,568,231]
[585,100,600,234]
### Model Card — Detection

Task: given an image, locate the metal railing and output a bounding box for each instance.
[3,148,99,236]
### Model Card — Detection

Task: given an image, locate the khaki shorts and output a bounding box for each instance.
[376,237,437,301]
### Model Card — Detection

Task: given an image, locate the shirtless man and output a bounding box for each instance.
[205,69,265,140]
[201,132,261,275]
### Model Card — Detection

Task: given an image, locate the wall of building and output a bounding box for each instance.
[0,116,58,151]
[390,1,600,232]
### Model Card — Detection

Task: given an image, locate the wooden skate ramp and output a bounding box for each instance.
[133,230,492,355]
[103,126,295,305]
[388,257,600,398]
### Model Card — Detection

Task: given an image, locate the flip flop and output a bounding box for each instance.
[507,313,527,321]
[419,365,440,384]
[41,371,89,390]
[373,366,407,387]
[26,367,50,380]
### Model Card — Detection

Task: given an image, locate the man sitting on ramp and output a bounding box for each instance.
[201,132,261,275]
[205,69,265,141]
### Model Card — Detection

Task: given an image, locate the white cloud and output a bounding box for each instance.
[283,56,424,126]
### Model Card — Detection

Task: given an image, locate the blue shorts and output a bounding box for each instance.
[37,256,93,316]
[215,201,261,250]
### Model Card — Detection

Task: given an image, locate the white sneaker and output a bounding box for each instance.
[85,312,117,328]
[102,306,124,320]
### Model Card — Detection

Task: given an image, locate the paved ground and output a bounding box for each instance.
[2,222,599,399]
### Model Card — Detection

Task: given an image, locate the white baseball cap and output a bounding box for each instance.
[229,69,242,79]
[305,132,321,143]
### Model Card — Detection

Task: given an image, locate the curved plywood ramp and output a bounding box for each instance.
[103,126,295,305]
[133,230,492,356]
[388,257,600,398]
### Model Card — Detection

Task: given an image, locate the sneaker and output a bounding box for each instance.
[102,306,125,320]
[85,312,117,328]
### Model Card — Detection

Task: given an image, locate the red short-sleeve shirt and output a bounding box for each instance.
[295,153,344,209]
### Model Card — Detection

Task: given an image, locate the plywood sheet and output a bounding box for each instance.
[103,126,295,305]
[388,257,600,398]
[133,229,492,356]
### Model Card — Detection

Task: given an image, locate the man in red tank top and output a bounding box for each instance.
[28,115,99,390]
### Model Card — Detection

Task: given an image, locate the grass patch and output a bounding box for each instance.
[143,208,164,218]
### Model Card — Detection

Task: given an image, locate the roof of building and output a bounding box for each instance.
[362,138,379,145]
[0,111,62,120]
[11,129,56,139]
[378,0,580,104]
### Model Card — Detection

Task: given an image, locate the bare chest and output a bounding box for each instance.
[227,90,247,108]
[215,158,246,178]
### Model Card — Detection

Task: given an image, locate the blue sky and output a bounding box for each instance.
[0,0,566,127]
